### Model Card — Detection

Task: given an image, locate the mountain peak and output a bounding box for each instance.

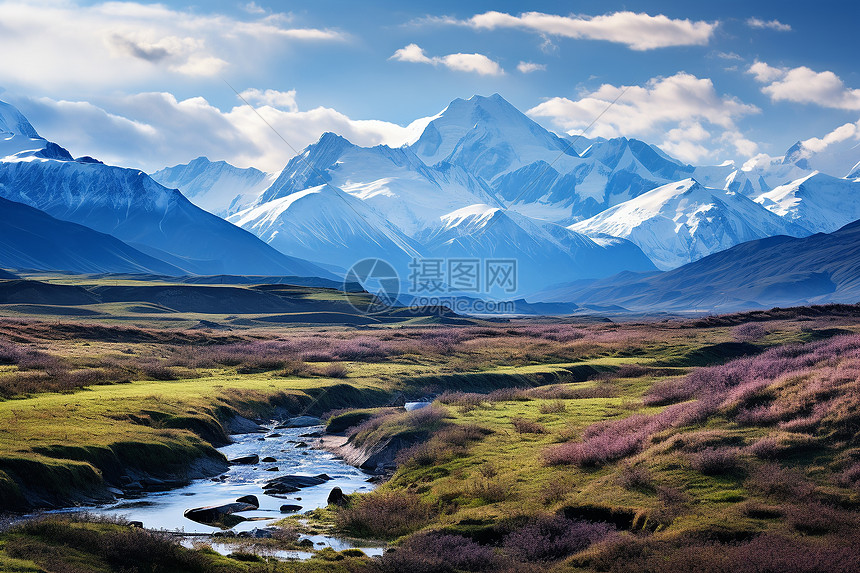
[0,100,40,139]
[411,93,571,169]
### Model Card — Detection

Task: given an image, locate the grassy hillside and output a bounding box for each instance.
[329,323,860,571]
[0,298,859,570]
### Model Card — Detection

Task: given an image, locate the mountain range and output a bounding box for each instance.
[0,101,333,279]
[533,219,860,313]
[155,93,859,297]
[2,93,860,310]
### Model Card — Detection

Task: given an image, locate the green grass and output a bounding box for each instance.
[2,297,860,570]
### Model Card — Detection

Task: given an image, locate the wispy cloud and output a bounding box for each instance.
[713,51,744,61]
[746,17,792,31]
[13,91,433,173]
[390,44,504,75]
[0,1,345,91]
[429,11,718,51]
[748,61,860,110]
[517,61,546,73]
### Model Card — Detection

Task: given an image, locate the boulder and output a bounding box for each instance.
[183,501,256,527]
[224,415,266,434]
[261,456,277,463]
[280,504,303,513]
[228,454,259,465]
[284,416,323,428]
[235,495,259,508]
[262,474,331,495]
[266,433,282,438]
[327,487,346,506]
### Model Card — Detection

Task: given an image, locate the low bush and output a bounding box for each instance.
[585,533,860,573]
[377,531,499,573]
[616,463,653,491]
[745,463,815,499]
[837,461,860,489]
[335,491,436,539]
[733,323,768,342]
[321,362,349,378]
[511,418,547,434]
[538,400,567,414]
[745,432,816,459]
[503,515,613,562]
[689,447,741,475]
[5,515,211,572]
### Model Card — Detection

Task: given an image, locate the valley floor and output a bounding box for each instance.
[1,299,859,571]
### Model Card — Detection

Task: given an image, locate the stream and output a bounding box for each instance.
[60,424,385,559]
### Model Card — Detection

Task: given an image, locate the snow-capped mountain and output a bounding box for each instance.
[256,132,500,237]
[0,100,334,279]
[151,157,275,217]
[570,179,811,270]
[227,124,660,294]
[228,184,422,272]
[534,219,860,313]
[1,100,75,162]
[424,204,655,293]
[409,94,696,223]
[781,131,860,179]
[755,172,860,234]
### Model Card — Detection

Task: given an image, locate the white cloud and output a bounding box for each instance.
[0,1,344,91]
[747,62,860,110]
[527,72,760,163]
[800,120,860,152]
[391,43,435,64]
[517,61,546,73]
[746,17,791,32]
[390,44,504,75]
[720,131,760,157]
[741,153,781,171]
[243,2,266,15]
[713,51,743,61]
[12,91,433,173]
[747,61,786,83]
[445,10,718,51]
[238,89,299,112]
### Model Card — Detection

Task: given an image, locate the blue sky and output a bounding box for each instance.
[1,0,858,172]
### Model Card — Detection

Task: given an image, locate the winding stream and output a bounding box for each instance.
[64,424,384,557]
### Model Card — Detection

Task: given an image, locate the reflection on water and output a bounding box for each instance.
[64,424,384,558]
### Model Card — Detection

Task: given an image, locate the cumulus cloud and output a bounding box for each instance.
[0,1,344,91]
[747,61,860,110]
[517,61,546,73]
[441,10,717,50]
[390,44,504,75]
[800,120,860,152]
[527,73,760,162]
[11,91,433,174]
[746,17,791,31]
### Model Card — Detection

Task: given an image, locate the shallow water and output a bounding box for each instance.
[61,424,383,555]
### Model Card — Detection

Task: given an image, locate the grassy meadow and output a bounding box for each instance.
[0,281,859,571]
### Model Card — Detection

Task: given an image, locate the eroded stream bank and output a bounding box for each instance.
[57,422,385,558]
